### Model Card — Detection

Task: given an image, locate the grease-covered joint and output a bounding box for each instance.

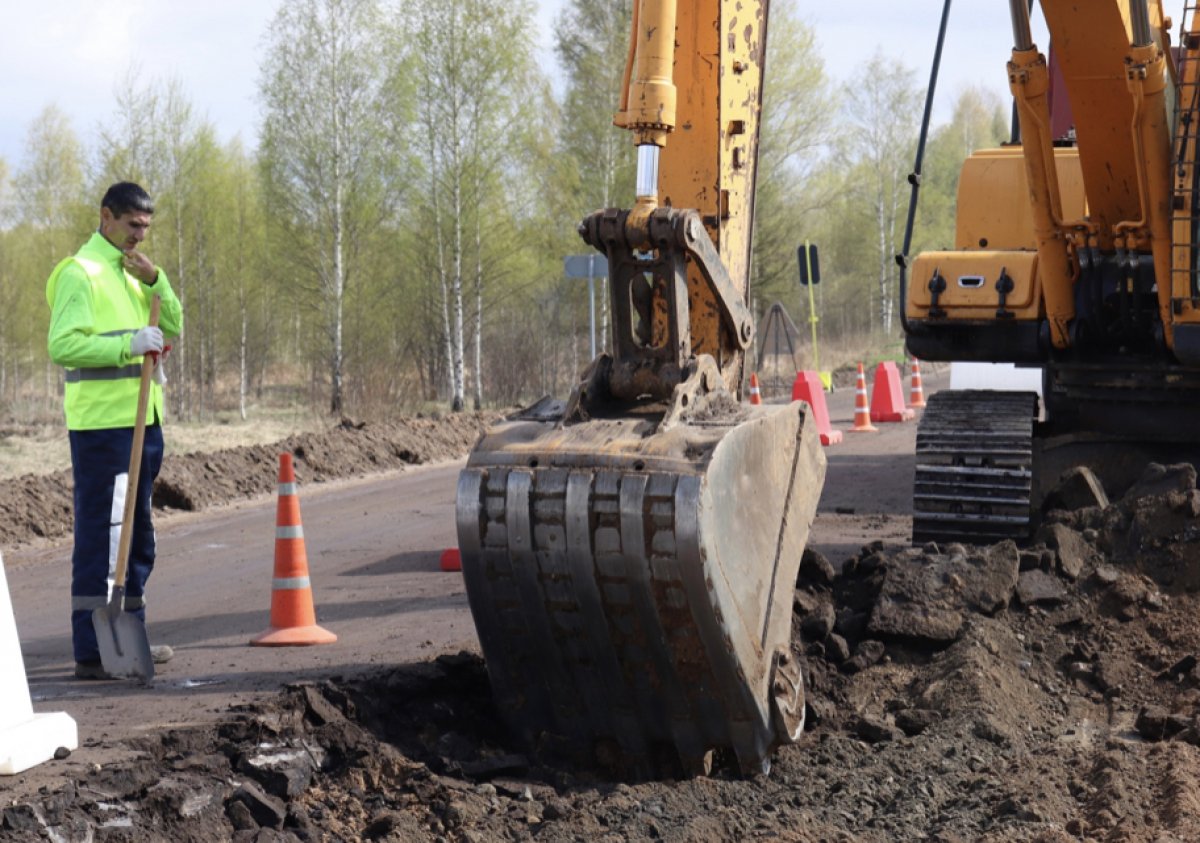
[1007,49,1049,98]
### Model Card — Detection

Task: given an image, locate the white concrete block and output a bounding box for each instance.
[0,551,78,775]
[950,362,1043,395]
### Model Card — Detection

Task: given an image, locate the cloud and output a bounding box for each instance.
[0,0,1075,175]
[0,0,273,169]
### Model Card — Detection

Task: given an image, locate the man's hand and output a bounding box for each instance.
[130,327,164,357]
[122,250,158,285]
[152,344,172,385]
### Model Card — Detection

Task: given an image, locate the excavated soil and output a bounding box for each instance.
[5,419,1200,840]
[0,413,502,549]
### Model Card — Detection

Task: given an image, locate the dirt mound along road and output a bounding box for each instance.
[0,412,499,549]
[6,462,1200,841]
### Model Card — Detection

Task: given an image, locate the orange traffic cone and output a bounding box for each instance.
[869,361,916,422]
[791,370,843,445]
[849,363,878,433]
[909,357,927,408]
[749,373,763,405]
[250,453,337,646]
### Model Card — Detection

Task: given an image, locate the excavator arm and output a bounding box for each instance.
[455,0,827,777]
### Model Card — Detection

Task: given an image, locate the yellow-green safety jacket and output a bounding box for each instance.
[46,232,183,430]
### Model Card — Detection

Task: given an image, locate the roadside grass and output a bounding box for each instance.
[0,404,326,480]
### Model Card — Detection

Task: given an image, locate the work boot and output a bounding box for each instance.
[150,645,174,664]
[74,661,115,680]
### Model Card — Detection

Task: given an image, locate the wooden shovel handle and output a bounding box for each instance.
[112,295,162,590]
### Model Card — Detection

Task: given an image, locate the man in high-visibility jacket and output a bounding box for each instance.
[46,182,184,680]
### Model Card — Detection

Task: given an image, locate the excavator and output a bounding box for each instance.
[905,0,1200,545]
[455,0,825,776]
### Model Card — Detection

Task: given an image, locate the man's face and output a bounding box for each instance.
[100,207,152,252]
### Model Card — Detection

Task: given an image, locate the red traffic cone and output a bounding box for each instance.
[870,361,916,423]
[250,454,337,646]
[791,371,843,445]
[440,548,462,572]
[749,373,763,405]
[849,363,878,433]
[909,357,927,408]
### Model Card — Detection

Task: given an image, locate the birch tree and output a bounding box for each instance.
[555,0,636,356]
[410,0,538,411]
[13,107,89,404]
[15,106,88,267]
[96,76,210,418]
[259,0,392,414]
[841,53,922,335]
[750,2,834,308]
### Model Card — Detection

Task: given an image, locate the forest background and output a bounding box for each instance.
[0,0,1008,426]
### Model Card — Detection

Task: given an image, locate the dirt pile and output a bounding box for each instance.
[0,412,500,549]
[5,463,1200,841]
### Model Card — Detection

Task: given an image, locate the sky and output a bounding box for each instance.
[0,0,1138,178]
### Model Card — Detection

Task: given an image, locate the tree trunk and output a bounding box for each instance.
[173,197,189,421]
[238,289,248,421]
[472,211,483,411]
[329,27,346,416]
[450,166,465,413]
[432,146,454,410]
[876,191,888,334]
[331,177,345,415]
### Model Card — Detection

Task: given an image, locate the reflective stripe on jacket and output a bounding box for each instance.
[46,231,183,430]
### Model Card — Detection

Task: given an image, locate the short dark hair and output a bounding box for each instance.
[101,182,154,217]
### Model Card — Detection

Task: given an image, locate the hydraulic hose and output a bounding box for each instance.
[897,0,952,335]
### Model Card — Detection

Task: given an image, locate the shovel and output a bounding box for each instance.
[92,295,161,682]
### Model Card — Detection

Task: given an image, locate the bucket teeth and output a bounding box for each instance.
[456,402,826,776]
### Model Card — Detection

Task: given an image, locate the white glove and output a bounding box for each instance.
[130,327,164,356]
[153,359,168,385]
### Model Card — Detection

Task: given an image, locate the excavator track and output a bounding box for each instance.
[912,389,1038,546]
[456,401,825,777]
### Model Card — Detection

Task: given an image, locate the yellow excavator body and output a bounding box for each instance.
[904,0,1200,544]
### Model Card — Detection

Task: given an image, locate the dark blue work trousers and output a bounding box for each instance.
[68,425,163,664]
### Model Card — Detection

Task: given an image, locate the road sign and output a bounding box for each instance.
[797,243,820,285]
[798,240,826,381]
[564,254,608,279]
[564,254,608,359]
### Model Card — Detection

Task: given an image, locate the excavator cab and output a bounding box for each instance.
[455,0,826,776]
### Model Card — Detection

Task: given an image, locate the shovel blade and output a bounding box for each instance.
[92,602,154,682]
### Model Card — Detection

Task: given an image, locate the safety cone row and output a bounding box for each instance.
[870,361,916,423]
[909,357,927,408]
[791,370,843,445]
[250,453,337,646]
[849,363,878,433]
[748,373,763,405]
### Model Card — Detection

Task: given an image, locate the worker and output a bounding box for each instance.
[45,182,184,680]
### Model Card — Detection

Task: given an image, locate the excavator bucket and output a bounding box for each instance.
[456,399,826,776]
